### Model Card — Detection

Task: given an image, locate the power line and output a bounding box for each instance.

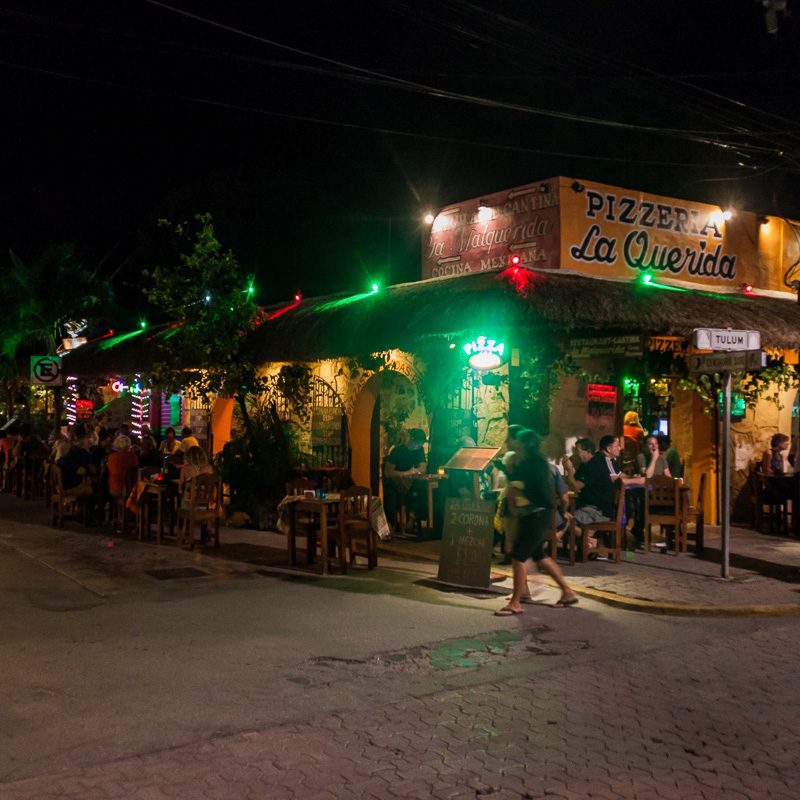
[140,0,794,148]
[0,58,773,173]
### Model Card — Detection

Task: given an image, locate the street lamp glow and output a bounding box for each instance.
[477,202,492,223]
[424,213,435,224]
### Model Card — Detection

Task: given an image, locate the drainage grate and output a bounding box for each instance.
[145,567,209,580]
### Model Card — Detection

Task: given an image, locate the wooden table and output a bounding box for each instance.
[289,494,346,575]
[137,478,178,545]
[421,474,447,529]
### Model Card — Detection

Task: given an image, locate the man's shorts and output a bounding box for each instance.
[573,505,610,528]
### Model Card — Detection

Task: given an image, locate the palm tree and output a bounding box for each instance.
[2,243,112,424]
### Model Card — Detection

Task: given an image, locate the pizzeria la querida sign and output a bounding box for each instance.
[423,176,798,294]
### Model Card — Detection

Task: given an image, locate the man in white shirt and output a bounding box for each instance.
[179,426,200,452]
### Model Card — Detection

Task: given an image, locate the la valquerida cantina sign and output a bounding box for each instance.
[422,181,560,280]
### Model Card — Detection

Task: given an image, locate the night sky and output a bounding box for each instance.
[2,0,799,320]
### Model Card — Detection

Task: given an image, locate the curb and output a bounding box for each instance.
[378,542,800,618]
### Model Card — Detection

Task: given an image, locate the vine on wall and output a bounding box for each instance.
[677,360,800,412]
[521,342,598,410]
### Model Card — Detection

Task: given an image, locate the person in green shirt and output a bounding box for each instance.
[658,435,682,479]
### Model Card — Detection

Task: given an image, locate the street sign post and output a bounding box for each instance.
[694,328,761,352]
[720,372,732,579]
[689,343,766,579]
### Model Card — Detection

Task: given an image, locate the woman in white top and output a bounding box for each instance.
[159,427,180,456]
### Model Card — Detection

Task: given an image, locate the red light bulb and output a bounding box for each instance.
[509,254,521,267]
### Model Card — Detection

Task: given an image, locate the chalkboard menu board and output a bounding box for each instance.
[437,497,495,589]
[311,407,343,446]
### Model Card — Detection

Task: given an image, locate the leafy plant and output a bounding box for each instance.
[143,213,261,399]
[521,341,598,410]
[678,358,800,412]
[214,394,299,525]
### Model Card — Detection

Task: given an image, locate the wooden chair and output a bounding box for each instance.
[580,478,625,563]
[338,485,375,569]
[752,469,789,535]
[136,467,161,540]
[622,436,640,476]
[644,475,682,555]
[111,467,139,533]
[50,465,90,528]
[547,488,576,565]
[286,477,318,563]
[176,473,222,549]
[684,472,706,554]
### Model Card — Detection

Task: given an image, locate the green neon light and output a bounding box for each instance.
[98,329,145,350]
[161,327,181,341]
[314,292,375,312]
[640,279,737,301]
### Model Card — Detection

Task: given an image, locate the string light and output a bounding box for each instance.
[65,376,78,425]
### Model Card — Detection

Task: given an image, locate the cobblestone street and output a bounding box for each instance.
[3,616,798,799]
[2,497,800,799]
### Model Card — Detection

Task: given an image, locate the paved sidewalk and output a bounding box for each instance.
[2,617,798,799]
[381,527,800,614]
[2,490,799,614]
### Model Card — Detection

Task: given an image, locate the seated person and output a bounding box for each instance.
[636,436,672,478]
[657,435,682,479]
[572,435,645,549]
[383,428,427,532]
[549,462,571,549]
[160,427,181,456]
[13,423,48,462]
[761,433,792,502]
[562,437,593,494]
[138,435,162,469]
[107,436,139,498]
[762,433,790,476]
[179,426,200,452]
[58,435,96,497]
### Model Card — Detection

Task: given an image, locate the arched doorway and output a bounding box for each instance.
[349,370,429,492]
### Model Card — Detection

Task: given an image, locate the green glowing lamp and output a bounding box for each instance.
[140,319,147,329]
[371,283,379,293]
[642,274,653,284]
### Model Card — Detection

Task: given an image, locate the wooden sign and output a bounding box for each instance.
[437,497,495,589]
[185,408,208,439]
[311,407,343,446]
[571,335,642,359]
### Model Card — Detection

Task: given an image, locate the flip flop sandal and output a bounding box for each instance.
[554,597,579,608]
[494,607,523,616]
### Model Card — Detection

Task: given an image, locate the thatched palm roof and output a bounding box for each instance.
[246,267,800,361]
[64,267,800,376]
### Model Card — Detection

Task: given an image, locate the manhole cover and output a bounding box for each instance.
[145,567,209,580]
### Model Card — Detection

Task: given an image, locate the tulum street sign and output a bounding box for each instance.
[694,328,761,352]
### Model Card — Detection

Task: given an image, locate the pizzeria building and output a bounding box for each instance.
[237,176,800,526]
[65,176,800,528]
